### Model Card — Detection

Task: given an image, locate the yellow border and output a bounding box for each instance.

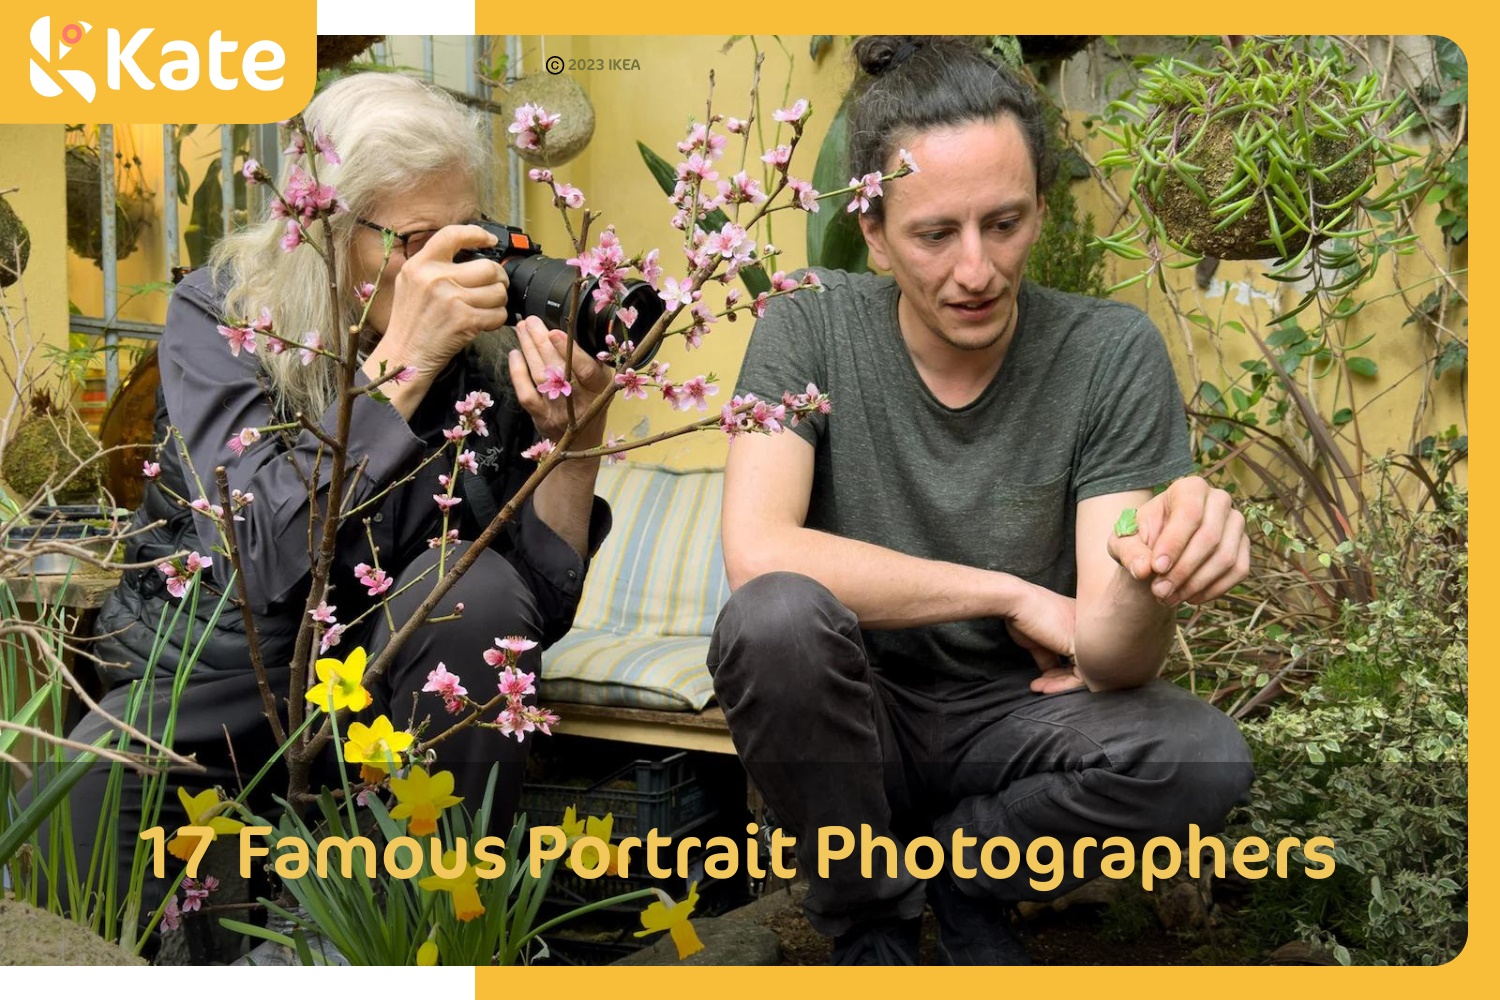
[0,0,1481,988]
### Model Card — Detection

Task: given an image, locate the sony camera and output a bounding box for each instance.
[454,219,663,362]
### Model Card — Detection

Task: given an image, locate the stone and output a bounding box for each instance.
[613,915,781,966]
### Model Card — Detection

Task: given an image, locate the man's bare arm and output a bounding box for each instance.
[722,431,1073,653]
[1073,481,1250,691]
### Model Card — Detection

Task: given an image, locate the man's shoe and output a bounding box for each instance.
[830,916,922,965]
[927,875,1031,966]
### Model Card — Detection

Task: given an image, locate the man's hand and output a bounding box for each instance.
[1107,476,1249,606]
[507,316,613,444]
[1003,583,1084,694]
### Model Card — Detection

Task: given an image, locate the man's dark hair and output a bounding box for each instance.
[846,36,1054,220]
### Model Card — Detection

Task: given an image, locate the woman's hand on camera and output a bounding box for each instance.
[508,316,613,445]
[379,224,509,379]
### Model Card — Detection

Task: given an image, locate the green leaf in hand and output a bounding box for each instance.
[1114,507,1139,538]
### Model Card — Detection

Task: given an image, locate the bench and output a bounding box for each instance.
[539,462,735,754]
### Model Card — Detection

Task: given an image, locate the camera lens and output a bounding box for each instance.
[503,256,664,364]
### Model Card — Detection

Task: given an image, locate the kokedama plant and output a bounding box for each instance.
[1095,38,1423,320]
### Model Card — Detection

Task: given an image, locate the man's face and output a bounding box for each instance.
[860,115,1043,357]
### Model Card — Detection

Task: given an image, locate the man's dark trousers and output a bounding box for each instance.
[707,571,1255,937]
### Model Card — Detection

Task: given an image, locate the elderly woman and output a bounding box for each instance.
[46,73,612,914]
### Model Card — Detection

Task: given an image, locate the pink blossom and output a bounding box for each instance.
[459,390,495,415]
[313,128,341,165]
[760,145,792,169]
[615,305,638,329]
[538,366,572,400]
[773,98,810,125]
[428,528,460,549]
[444,425,468,443]
[283,133,306,158]
[280,220,305,252]
[356,281,376,304]
[497,636,538,655]
[263,335,286,356]
[189,498,223,519]
[659,276,698,312]
[553,183,586,209]
[614,368,650,401]
[217,323,256,357]
[725,288,743,310]
[498,665,537,699]
[531,707,560,736]
[310,600,337,625]
[787,177,820,213]
[456,450,478,475]
[157,552,212,600]
[508,103,560,151]
[521,439,555,461]
[638,249,663,288]
[319,623,346,653]
[675,152,718,185]
[750,398,787,433]
[298,330,322,366]
[602,434,627,465]
[160,897,182,932]
[390,365,416,385]
[495,706,535,742]
[142,460,160,479]
[423,663,469,714]
[725,116,749,134]
[226,426,261,457]
[278,166,344,222]
[438,474,451,490]
[679,375,720,412]
[897,147,920,174]
[801,272,824,290]
[676,123,727,160]
[354,562,393,597]
[771,271,800,293]
[527,167,554,183]
[846,172,884,214]
[433,494,462,512]
[240,158,262,184]
[752,292,771,318]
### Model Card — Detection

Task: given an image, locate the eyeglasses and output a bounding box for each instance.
[355,214,494,260]
[355,217,443,259]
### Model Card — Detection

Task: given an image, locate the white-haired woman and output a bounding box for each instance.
[36,72,612,924]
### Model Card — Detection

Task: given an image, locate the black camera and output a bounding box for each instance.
[454,219,663,362]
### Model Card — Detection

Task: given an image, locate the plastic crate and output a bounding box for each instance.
[521,750,714,840]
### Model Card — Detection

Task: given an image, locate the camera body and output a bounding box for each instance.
[454,219,662,362]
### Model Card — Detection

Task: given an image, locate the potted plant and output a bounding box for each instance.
[1096,38,1421,311]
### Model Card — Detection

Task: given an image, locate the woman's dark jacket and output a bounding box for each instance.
[92,268,609,684]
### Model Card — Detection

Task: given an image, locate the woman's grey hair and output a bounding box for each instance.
[208,72,490,421]
[846,36,1054,222]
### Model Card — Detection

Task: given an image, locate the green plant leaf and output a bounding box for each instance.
[807,100,870,274]
[1346,357,1379,378]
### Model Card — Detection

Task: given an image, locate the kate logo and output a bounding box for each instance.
[29,16,96,102]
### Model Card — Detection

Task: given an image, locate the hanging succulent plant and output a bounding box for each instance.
[1095,38,1422,317]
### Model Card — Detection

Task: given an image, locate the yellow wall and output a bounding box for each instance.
[0,126,70,431]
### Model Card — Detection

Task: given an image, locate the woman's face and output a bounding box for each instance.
[351,167,480,335]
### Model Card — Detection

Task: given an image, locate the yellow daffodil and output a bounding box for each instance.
[558,806,619,876]
[635,882,704,960]
[416,939,439,966]
[389,766,463,836]
[419,850,494,922]
[168,787,246,860]
[305,645,373,714]
[342,714,413,783]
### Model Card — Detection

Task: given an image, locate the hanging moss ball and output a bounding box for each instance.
[2,404,102,503]
[506,74,596,167]
[0,194,30,288]
[1143,109,1374,261]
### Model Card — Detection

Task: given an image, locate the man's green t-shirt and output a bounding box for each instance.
[733,268,1193,687]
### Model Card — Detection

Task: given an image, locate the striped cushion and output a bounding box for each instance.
[540,464,729,711]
